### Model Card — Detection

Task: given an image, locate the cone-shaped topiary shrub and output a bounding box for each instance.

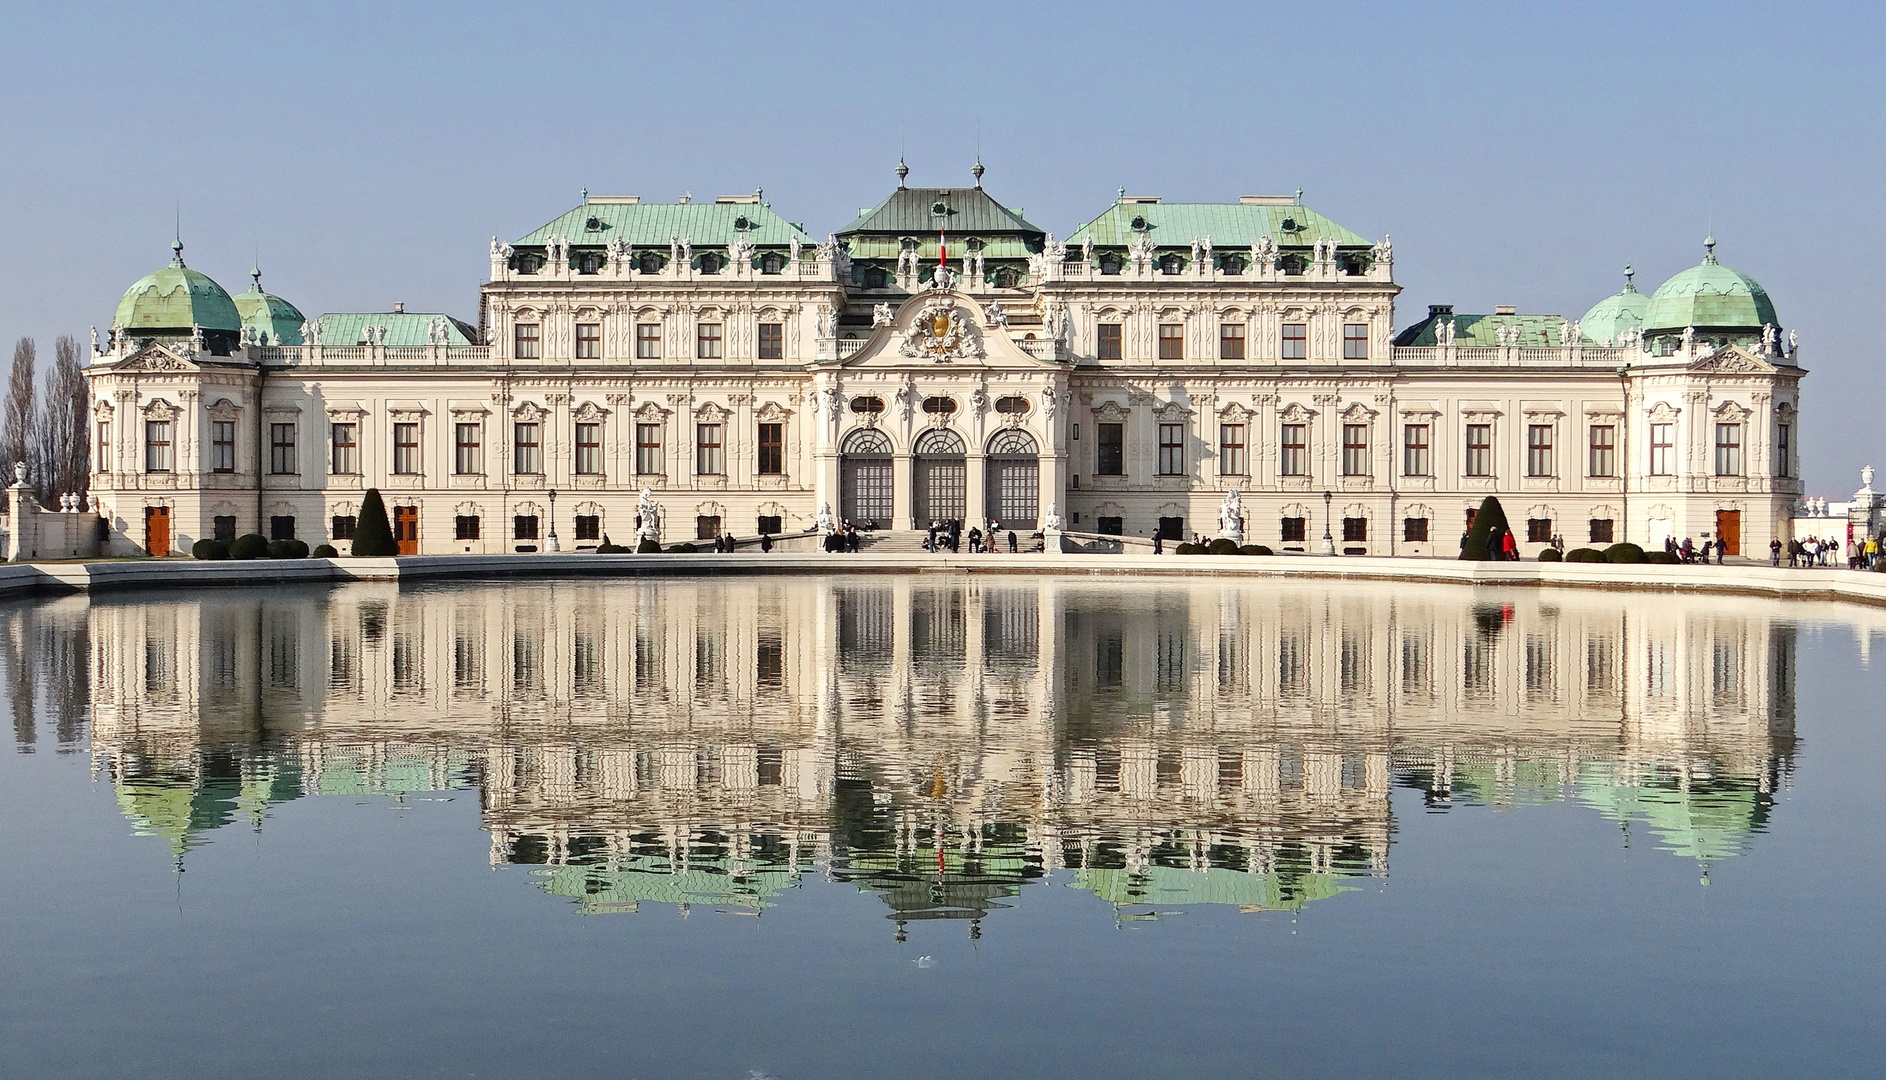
[229,534,270,560]
[1538,548,1563,562]
[1460,496,1510,560]
[1603,542,1647,564]
[312,544,339,558]
[352,489,398,557]
[192,538,229,560]
[1208,538,1240,554]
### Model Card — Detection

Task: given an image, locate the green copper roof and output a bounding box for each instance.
[1644,239,1777,332]
[1071,865,1354,912]
[232,268,306,345]
[113,242,241,333]
[316,311,478,347]
[1579,269,1650,347]
[515,198,809,249]
[1067,199,1371,249]
[1576,760,1771,863]
[1393,312,1574,347]
[837,185,1045,238]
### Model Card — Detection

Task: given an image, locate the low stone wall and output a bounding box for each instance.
[6,549,1886,609]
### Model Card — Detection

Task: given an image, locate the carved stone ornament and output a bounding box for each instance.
[897,297,985,362]
[572,401,608,421]
[513,401,547,421]
[142,398,180,421]
[1092,401,1130,424]
[756,401,789,422]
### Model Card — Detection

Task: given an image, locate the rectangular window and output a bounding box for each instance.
[636,323,661,359]
[1465,423,1493,477]
[1403,423,1431,476]
[1281,322,1307,360]
[1097,422,1125,476]
[454,515,480,540]
[213,516,236,541]
[1527,424,1554,477]
[269,516,296,541]
[269,423,297,475]
[575,422,602,475]
[1342,423,1369,476]
[211,420,235,473]
[1715,422,1743,476]
[758,422,784,475]
[331,422,359,475]
[574,322,601,360]
[1527,518,1553,543]
[513,422,541,474]
[697,323,723,359]
[454,423,482,475]
[1649,422,1674,476]
[1218,424,1246,476]
[392,422,420,475]
[1404,517,1429,542]
[758,322,783,360]
[96,421,110,473]
[574,515,600,541]
[1158,323,1183,360]
[1589,518,1614,544]
[513,323,540,360]
[1343,323,1368,360]
[332,515,357,541]
[1588,424,1616,477]
[1342,517,1367,542]
[696,423,724,474]
[1097,323,1123,360]
[1219,324,1245,360]
[1157,423,1185,475]
[1280,423,1307,476]
[1776,423,1792,477]
[635,423,662,474]
[696,515,722,541]
[757,514,783,536]
[513,515,539,540]
[1281,517,1307,543]
[144,420,172,472]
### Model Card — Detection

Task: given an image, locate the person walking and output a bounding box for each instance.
[1715,537,1725,565]
[1152,529,1164,555]
[760,532,773,553]
[1008,530,1018,553]
[1770,537,1782,566]
[1500,529,1518,560]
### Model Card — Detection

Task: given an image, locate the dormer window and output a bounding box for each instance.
[760,252,783,274]
[584,216,605,232]
[577,252,601,274]
[1220,254,1246,275]
[515,252,544,275]
[994,396,1030,415]
[1100,252,1123,276]
[850,396,886,414]
[639,252,663,274]
[698,253,721,275]
[734,215,751,230]
[1279,254,1306,276]
[922,396,957,415]
[1341,254,1367,276]
[1130,215,1148,230]
[993,266,1019,288]
[1160,253,1184,275]
[863,266,888,289]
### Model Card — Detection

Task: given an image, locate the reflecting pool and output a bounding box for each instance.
[2,575,1883,1077]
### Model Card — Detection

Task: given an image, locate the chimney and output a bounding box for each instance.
[393,301,405,314]
[1494,304,1516,315]
[1427,304,1453,318]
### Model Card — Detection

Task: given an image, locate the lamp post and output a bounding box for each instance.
[546,488,560,552]
[1321,490,1335,555]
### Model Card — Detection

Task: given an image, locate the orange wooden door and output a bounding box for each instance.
[393,507,419,555]
[1716,510,1741,556]
[145,506,171,557]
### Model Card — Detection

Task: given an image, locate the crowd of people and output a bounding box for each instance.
[1772,534,1878,569]
[922,518,1045,554]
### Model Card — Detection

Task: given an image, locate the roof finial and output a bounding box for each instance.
[971,157,984,187]
[1703,234,1717,264]
[895,157,909,188]
[1623,264,1635,291]
[251,265,263,292]
[170,237,185,268]
[580,186,588,203]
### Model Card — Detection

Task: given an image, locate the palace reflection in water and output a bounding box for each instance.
[8,575,1800,929]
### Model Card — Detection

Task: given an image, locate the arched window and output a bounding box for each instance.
[864,266,888,289]
[760,252,783,274]
[1160,254,1184,275]
[1220,254,1246,276]
[993,266,1019,288]
[849,396,886,414]
[841,427,893,454]
[987,429,1039,456]
[994,396,1031,415]
[1099,252,1122,275]
[698,253,721,275]
[1279,254,1306,276]
[577,252,601,275]
[638,252,662,274]
[914,428,966,455]
[516,252,544,275]
[922,396,957,415]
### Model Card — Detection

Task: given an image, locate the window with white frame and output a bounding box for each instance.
[1464,424,1493,477]
[1526,424,1554,477]
[636,423,662,474]
[211,420,236,473]
[1588,424,1615,477]
[1402,423,1430,476]
[513,323,540,360]
[1157,423,1184,475]
[269,422,297,475]
[1715,422,1742,476]
[145,419,172,473]
[1341,423,1369,476]
[697,323,723,359]
[1280,423,1307,476]
[696,423,724,474]
[1649,422,1674,476]
[1342,323,1368,360]
[1218,424,1246,476]
[636,323,660,359]
[454,422,481,475]
[513,421,542,474]
[575,422,602,474]
[392,422,420,474]
[1281,323,1307,360]
[332,422,360,475]
[575,322,601,360]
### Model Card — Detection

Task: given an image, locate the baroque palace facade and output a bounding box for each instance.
[87,164,1804,556]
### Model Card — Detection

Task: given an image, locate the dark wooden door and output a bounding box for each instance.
[1716,510,1741,556]
[145,506,170,557]
[393,506,419,555]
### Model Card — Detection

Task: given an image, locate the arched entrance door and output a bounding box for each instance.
[985,429,1039,530]
[912,428,967,524]
[839,427,894,527]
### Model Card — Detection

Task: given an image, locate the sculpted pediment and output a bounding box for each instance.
[114,344,200,373]
[1689,346,1776,375]
[835,290,1057,371]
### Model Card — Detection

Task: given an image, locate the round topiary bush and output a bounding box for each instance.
[636,537,661,554]
[311,544,339,558]
[1208,538,1239,555]
[668,542,699,554]
[229,534,270,560]
[1238,544,1272,555]
[268,539,310,559]
[1538,548,1562,562]
[1645,550,1681,565]
[1170,542,1197,554]
[1566,548,1606,563]
[1603,542,1647,564]
[192,538,229,560]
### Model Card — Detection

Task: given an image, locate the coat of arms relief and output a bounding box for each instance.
[897,296,985,362]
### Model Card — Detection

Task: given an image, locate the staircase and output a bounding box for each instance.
[857,530,934,554]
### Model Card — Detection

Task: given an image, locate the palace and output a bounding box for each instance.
[86,163,1804,557]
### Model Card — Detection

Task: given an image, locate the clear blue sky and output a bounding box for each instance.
[3,0,1878,490]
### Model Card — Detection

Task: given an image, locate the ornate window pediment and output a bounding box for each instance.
[1341,401,1378,422]
[1713,400,1751,422]
[141,397,179,420]
[1218,401,1251,422]
[1153,400,1190,422]
[1646,401,1681,423]
[572,400,608,422]
[206,397,241,422]
[1092,401,1130,424]
[695,401,728,422]
[117,345,196,372]
[755,400,790,422]
[512,401,547,422]
[1278,401,1315,422]
[634,401,669,422]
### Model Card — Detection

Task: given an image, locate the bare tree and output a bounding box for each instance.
[39,335,88,504]
[1,338,36,511]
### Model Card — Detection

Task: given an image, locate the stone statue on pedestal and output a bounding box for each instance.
[636,489,662,545]
[1217,488,1244,542]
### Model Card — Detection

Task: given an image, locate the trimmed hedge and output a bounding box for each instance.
[1174,542,1204,554]
[312,544,339,558]
[1538,548,1562,562]
[1603,542,1648,564]
[1460,496,1510,560]
[269,539,310,559]
[594,542,629,553]
[1238,544,1273,556]
[1208,538,1240,555]
[668,542,699,553]
[636,537,661,553]
[229,534,270,560]
[192,538,230,560]
[1566,548,1606,563]
[352,488,398,557]
[1645,550,1681,565]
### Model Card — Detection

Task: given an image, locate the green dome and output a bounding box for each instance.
[112,241,242,334]
[1644,238,1778,333]
[1579,267,1650,346]
[231,268,306,345]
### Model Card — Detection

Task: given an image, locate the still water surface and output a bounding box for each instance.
[1,575,1882,1078]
